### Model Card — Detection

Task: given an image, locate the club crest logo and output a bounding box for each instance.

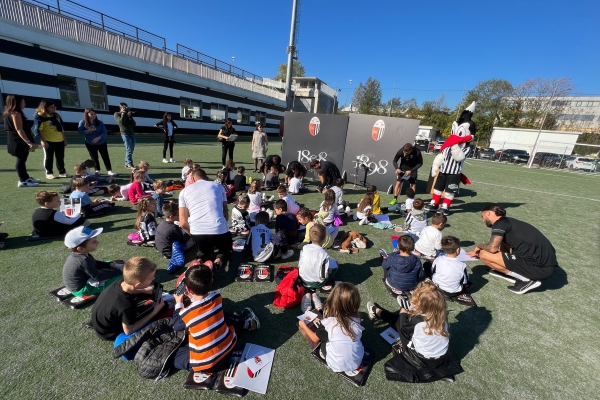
[372,120,385,141]
[309,117,320,136]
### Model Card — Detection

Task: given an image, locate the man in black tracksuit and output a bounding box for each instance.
[390,143,423,205]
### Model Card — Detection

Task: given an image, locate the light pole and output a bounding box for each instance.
[344,79,352,113]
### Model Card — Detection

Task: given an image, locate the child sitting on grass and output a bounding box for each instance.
[223,159,235,185]
[69,163,109,196]
[319,189,338,225]
[382,235,423,306]
[108,183,132,202]
[171,263,260,372]
[403,188,417,214]
[298,282,364,373]
[91,257,167,341]
[297,208,334,249]
[181,158,193,180]
[128,170,151,205]
[137,160,154,185]
[62,226,122,296]
[230,195,251,235]
[298,224,339,312]
[245,211,278,262]
[247,179,264,221]
[264,165,280,190]
[403,198,428,240]
[151,180,166,218]
[414,213,447,259]
[288,169,308,194]
[70,178,114,217]
[277,185,300,215]
[83,159,115,183]
[185,163,202,187]
[155,202,195,260]
[129,197,157,245]
[354,192,375,226]
[32,190,88,237]
[330,179,350,213]
[233,166,248,193]
[367,185,388,214]
[430,236,471,300]
[215,170,234,200]
[274,199,297,257]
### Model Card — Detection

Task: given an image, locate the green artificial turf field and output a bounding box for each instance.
[0,135,598,399]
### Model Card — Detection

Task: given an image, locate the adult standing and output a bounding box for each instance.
[154,113,178,163]
[251,123,268,172]
[3,95,40,187]
[78,108,116,176]
[309,159,341,192]
[467,204,557,294]
[390,143,423,205]
[179,169,232,270]
[33,100,71,180]
[217,118,236,167]
[114,102,136,169]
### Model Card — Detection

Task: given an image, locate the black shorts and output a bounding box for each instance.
[503,253,555,280]
[433,173,461,194]
[397,170,417,184]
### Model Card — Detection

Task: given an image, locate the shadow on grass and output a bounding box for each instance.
[536,265,568,292]
[360,315,395,364]
[451,201,526,215]
[469,264,491,294]
[450,306,492,362]
[461,240,476,247]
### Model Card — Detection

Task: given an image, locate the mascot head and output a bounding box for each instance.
[452,101,477,139]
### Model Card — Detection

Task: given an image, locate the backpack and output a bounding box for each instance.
[273,268,305,309]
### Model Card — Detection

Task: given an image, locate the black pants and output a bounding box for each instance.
[85,142,112,171]
[15,147,31,182]
[163,140,174,158]
[378,306,401,326]
[192,231,233,264]
[221,142,234,166]
[43,141,66,175]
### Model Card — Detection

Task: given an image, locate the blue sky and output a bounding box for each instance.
[72,0,600,108]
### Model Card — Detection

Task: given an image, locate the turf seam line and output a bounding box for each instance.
[470,181,600,202]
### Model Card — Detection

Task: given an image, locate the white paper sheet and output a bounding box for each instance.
[457,248,479,262]
[231,343,275,395]
[380,327,400,344]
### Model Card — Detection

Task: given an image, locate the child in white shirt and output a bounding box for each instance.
[108,183,132,201]
[245,212,275,262]
[354,192,374,226]
[181,158,193,181]
[319,189,338,224]
[277,185,300,215]
[403,188,416,215]
[330,178,349,212]
[403,198,427,238]
[414,213,447,259]
[431,236,469,295]
[288,170,308,194]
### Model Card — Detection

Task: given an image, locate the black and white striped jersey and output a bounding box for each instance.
[440,145,471,174]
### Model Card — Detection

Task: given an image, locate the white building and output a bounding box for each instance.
[290,77,338,114]
[550,96,600,132]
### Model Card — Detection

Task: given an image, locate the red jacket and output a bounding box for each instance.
[129,181,150,205]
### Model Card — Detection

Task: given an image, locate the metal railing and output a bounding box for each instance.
[0,0,286,100]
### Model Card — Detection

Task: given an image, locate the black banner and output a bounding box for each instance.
[342,114,420,193]
[281,112,349,173]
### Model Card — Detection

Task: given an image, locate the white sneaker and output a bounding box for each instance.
[28,177,42,183]
[58,173,72,178]
[46,174,55,180]
[338,204,344,212]
[18,180,39,187]
[301,294,312,313]
[312,293,323,311]
[281,249,294,260]
[107,170,117,176]
[162,159,168,163]
[267,195,275,202]
[345,206,351,214]
[170,158,175,163]
[359,217,369,225]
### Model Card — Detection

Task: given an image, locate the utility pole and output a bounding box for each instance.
[285,0,299,111]
[344,79,352,113]
[388,82,396,117]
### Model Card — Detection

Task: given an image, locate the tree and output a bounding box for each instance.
[383,97,403,117]
[420,95,454,136]
[274,60,306,82]
[352,77,382,115]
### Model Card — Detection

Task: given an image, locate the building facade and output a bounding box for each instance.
[290,77,338,114]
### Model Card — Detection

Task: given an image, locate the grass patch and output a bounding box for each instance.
[0,135,599,399]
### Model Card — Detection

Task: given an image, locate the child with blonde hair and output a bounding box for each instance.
[129,197,157,245]
[185,163,201,187]
[128,170,151,205]
[247,179,264,221]
[151,180,167,217]
[181,158,193,180]
[137,160,153,184]
[354,192,374,225]
[366,281,463,383]
[319,189,337,224]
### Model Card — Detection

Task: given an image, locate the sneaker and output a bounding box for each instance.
[440,376,455,383]
[359,217,369,225]
[46,174,55,180]
[366,300,379,320]
[439,204,450,216]
[488,269,516,283]
[312,293,323,311]
[389,198,397,206]
[242,307,260,331]
[508,280,541,294]
[107,170,117,176]
[301,293,312,312]
[425,202,438,212]
[281,249,294,260]
[162,158,168,163]
[397,294,411,309]
[28,177,42,183]
[345,206,351,214]
[125,164,135,169]
[59,173,72,178]
[18,180,39,187]
[170,158,175,163]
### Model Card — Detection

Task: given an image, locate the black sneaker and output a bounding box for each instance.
[426,203,439,213]
[439,205,450,216]
[508,280,541,294]
[488,269,516,283]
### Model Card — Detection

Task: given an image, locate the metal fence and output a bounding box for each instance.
[1,0,286,100]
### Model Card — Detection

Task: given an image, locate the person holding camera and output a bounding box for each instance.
[216,118,236,167]
[114,102,136,169]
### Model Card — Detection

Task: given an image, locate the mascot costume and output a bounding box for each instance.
[427,101,476,215]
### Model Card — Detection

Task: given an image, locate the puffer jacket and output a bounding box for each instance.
[113,318,185,380]
[382,252,423,291]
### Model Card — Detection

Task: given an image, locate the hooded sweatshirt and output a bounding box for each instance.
[404,209,428,236]
[382,252,423,291]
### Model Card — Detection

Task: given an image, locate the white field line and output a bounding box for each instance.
[464,159,599,179]
[470,180,600,202]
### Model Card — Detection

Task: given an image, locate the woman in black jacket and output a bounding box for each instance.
[154,113,178,163]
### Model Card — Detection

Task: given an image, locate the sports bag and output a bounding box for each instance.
[273,268,305,309]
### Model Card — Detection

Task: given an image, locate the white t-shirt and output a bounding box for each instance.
[432,256,468,294]
[248,192,263,212]
[405,197,415,211]
[181,166,190,181]
[248,225,272,259]
[167,122,173,136]
[283,194,299,215]
[321,316,364,372]
[319,201,336,223]
[330,186,344,206]
[406,211,427,235]
[411,320,449,359]
[120,183,132,200]
[356,205,372,220]
[178,180,228,235]
[289,177,302,194]
[415,226,442,257]
[298,244,337,283]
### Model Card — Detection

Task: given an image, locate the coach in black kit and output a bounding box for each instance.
[390,143,423,205]
[309,159,341,192]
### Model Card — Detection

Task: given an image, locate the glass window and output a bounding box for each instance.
[88,80,107,110]
[180,98,202,119]
[237,108,250,124]
[255,111,266,125]
[210,103,227,122]
[58,75,79,108]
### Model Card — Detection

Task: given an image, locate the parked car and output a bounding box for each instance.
[414,139,430,153]
[591,159,600,173]
[474,147,495,160]
[559,156,575,169]
[433,140,445,152]
[531,152,563,168]
[496,149,530,163]
[566,156,594,171]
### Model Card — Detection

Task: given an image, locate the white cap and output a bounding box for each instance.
[64,226,103,248]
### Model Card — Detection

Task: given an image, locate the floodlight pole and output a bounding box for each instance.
[527,87,557,168]
[285,0,299,111]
